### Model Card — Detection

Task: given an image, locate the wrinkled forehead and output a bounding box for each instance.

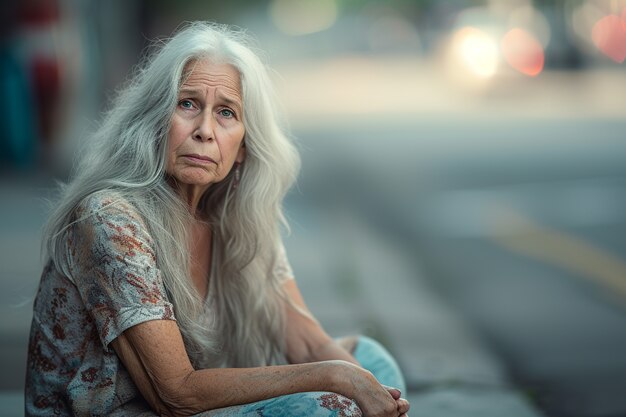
[180,58,242,94]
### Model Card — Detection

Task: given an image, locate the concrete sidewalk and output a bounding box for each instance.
[284,201,544,416]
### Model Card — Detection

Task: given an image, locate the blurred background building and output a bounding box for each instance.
[1,1,625,416]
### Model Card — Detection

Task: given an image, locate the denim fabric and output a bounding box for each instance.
[354,336,406,394]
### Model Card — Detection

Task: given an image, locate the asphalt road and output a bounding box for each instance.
[406,181,626,417]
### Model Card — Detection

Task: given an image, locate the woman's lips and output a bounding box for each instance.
[183,154,215,164]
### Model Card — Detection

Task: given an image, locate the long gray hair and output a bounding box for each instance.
[43,22,300,368]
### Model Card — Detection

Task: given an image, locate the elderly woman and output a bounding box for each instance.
[26,22,409,417]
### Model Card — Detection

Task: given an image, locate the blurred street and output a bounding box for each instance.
[285,107,626,416]
[279,57,626,415]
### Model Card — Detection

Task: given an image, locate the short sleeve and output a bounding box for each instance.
[273,240,295,283]
[67,194,175,350]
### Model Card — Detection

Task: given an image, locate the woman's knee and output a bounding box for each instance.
[314,392,362,416]
[352,335,406,393]
[354,335,386,353]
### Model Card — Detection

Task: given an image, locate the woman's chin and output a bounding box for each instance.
[172,169,220,188]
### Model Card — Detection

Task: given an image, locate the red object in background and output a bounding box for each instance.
[19,0,62,145]
[501,28,545,77]
[592,14,626,63]
[32,56,60,145]
[19,0,59,27]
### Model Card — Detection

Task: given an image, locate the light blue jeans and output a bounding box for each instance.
[199,336,405,416]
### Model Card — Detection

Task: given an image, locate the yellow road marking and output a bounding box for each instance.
[489,205,626,300]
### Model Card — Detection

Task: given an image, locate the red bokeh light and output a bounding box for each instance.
[592,14,626,63]
[501,28,545,77]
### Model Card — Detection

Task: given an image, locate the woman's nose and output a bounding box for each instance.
[193,111,215,142]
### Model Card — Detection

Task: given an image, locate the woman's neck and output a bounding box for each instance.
[189,219,212,302]
[168,177,210,217]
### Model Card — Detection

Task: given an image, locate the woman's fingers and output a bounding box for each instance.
[383,385,401,400]
[342,366,402,417]
[396,397,410,415]
[380,384,410,416]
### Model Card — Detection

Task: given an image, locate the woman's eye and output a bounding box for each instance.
[179,100,194,109]
[219,109,235,118]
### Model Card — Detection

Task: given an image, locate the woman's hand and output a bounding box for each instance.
[384,385,410,417]
[335,361,409,417]
[281,281,409,415]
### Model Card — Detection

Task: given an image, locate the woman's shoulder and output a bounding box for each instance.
[76,190,145,224]
[72,190,153,243]
[67,191,156,260]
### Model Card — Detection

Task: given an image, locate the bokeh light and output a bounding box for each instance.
[269,0,338,36]
[501,28,545,76]
[451,27,499,79]
[570,1,605,51]
[445,4,550,85]
[507,4,551,47]
[592,14,626,63]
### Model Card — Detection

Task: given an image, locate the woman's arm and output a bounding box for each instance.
[111,319,399,417]
[281,279,410,417]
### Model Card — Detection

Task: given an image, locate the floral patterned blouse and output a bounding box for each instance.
[25,193,295,416]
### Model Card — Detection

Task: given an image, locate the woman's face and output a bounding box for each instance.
[166,59,246,191]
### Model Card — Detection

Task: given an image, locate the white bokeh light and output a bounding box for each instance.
[269,0,338,36]
[455,27,499,78]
